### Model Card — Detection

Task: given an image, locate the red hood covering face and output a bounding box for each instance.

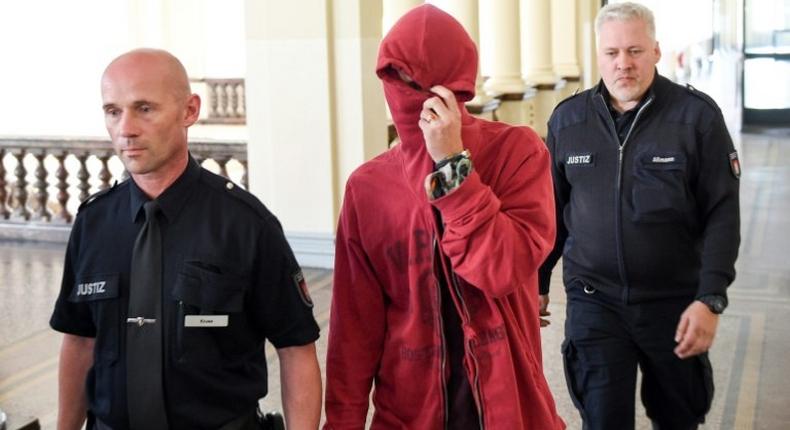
[377,4,479,198]
[377,5,478,156]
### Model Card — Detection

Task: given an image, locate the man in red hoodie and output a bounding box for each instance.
[324,5,565,430]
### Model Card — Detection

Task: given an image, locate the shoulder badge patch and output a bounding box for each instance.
[293,270,313,308]
[729,151,741,179]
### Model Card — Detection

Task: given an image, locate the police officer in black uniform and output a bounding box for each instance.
[50,49,321,430]
[539,3,739,430]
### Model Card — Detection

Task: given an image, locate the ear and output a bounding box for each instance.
[654,41,662,63]
[183,94,201,127]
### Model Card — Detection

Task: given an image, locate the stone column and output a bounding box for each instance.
[520,0,556,85]
[436,0,499,118]
[479,0,534,126]
[551,0,581,98]
[520,0,557,136]
[578,0,600,90]
[480,0,526,95]
[383,0,423,34]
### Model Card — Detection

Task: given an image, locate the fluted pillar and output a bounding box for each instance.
[436,0,499,118]
[480,0,526,95]
[551,0,581,80]
[578,0,600,90]
[383,0,423,34]
[520,0,556,85]
[520,0,559,137]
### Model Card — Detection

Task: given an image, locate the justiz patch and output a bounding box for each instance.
[565,153,594,166]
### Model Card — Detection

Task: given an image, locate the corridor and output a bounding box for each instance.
[1,129,789,428]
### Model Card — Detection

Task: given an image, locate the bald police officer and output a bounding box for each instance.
[50,49,321,430]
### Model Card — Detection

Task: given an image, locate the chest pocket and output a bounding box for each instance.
[172,260,255,366]
[631,153,690,223]
[68,273,121,362]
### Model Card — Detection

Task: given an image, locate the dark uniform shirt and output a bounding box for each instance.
[50,157,319,430]
[603,82,654,145]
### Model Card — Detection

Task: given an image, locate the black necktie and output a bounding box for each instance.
[126,200,169,429]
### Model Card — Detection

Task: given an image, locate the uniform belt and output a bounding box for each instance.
[93,412,255,430]
[218,410,257,430]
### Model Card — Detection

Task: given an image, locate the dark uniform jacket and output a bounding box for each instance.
[50,158,319,429]
[539,74,740,303]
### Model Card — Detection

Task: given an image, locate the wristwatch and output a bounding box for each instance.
[697,294,727,314]
[425,149,472,200]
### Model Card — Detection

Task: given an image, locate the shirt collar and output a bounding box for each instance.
[129,155,201,223]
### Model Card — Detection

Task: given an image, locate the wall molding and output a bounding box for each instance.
[285,231,336,269]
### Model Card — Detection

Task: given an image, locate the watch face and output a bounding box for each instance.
[703,296,726,314]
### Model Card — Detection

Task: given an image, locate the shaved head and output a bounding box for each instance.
[101,48,201,198]
[102,48,191,103]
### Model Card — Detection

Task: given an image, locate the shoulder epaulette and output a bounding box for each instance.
[202,170,272,220]
[78,180,119,211]
[684,83,721,112]
[553,87,585,111]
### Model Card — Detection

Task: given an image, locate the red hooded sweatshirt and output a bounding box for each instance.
[325,5,564,429]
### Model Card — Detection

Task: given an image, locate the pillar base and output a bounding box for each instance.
[483,77,527,96]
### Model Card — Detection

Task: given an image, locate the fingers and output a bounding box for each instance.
[674,301,719,358]
[430,85,460,114]
[419,85,464,162]
[422,85,459,122]
[538,294,551,328]
[674,313,689,343]
[674,328,713,358]
[420,110,438,124]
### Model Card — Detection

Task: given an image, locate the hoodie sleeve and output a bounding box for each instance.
[431,127,556,298]
[324,184,386,430]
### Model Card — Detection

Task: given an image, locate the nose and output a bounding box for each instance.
[615,51,632,71]
[118,112,140,138]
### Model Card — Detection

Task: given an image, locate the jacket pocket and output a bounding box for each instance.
[172,260,252,366]
[631,153,690,223]
[68,273,121,363]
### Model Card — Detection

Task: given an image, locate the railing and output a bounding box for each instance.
[0,137,247,226]
[190,78,246,125]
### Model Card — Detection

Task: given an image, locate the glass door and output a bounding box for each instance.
[743,0,790,125]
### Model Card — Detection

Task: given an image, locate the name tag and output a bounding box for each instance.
[184,315,228,327]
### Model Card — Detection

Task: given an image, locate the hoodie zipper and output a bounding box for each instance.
[431,236,450,430]
[431,207,484,429]
[598,93,653,304]
[450,271,485,429]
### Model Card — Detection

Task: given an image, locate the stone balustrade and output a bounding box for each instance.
[190,78,246,125]
[0,137,247,226]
